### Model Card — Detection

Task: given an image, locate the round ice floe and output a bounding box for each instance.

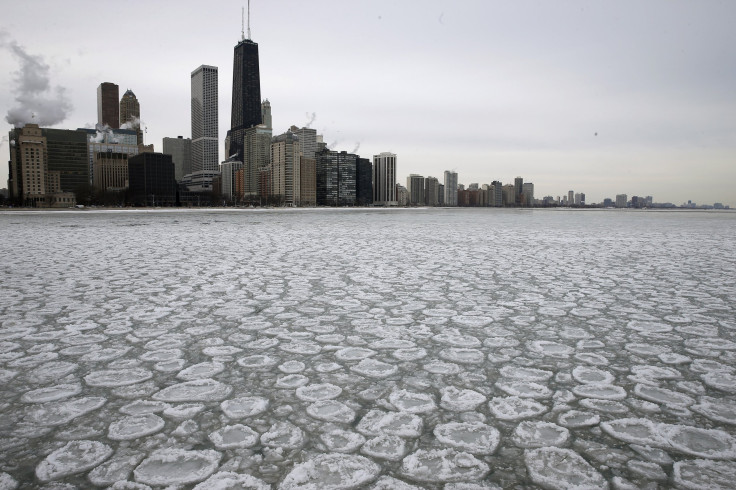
[154,358,186,372]
[87,450,146,486]
[370,338,416,349]
[163,403,205,420]
[296,383,342,402]
[625,343,665,356]
[357,409,423,437]
[315,362,342,373]
[389,390,437,413]
[36,440,113,482]
[237,354,279,369]
[579,399,628,416]
[392,348,428,361]
[361,434,408,461]
[108,414,165,440]
[152,379,232,402]
[202,345,243,357]
[139,349,182,362]
[120,400,170,415]
[351,358,398,378]
[371,475,423,489]
[315,334,345,343]
[674,459,736,490]
[260,421,305,449]
[496,381,552,399]
[278,360,306,373]
[433,334,482,348]
[631,364,682,380]
[633,384,694,407]
[134,449,221,486]
[192,471,270,490]
[488,396,547,421]
[276,374,310,388]
[334,347,377,361]
[573,352,609,366]
[20,383,81,403]
[557,410,600,428]
[176,361,225,380]
[528,341,573,358]
[452,315,493,328]
[208,424,259,449]
[628,320,672,334]
[439,348,484,365]
[687,338,736,351]
[572,366,615,384]
[692,396,736,425]
[572,384,627,401]
[499,365,553,382]
[434,422,500,455]
[440,387,486,411]
[221,396,269,418]
[423,360,462,374]
[702,372,736,393]
[307,400,356,423]
[658,352,691,365]
[84,368,153,387]
[524,447,606,490]
[25,397,106,426]
[600,418,663,446]
[279,341,322,355]
[401,449,489,483]
[82,347,132,362]
[320,429,366,453]
[664,424,736,459]
[281,453,380,489]
[512,421,569,448]
[424,308,457,317]
[245,337,279,349]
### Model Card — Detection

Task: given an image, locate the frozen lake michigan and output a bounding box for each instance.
[1,207,736,489]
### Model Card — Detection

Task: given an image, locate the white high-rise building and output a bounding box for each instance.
[372,152,397,206]
[444,170,458,206]
[191,65,219,174]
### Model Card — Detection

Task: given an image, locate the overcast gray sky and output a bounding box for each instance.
[2,0,735,205]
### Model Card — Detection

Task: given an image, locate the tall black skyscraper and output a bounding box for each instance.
[228,38,262,160]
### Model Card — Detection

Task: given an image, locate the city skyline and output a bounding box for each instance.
[1,1,735,206]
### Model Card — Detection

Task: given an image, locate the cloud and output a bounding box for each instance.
[1,32,73,127]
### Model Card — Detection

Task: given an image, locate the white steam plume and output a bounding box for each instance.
[120,115,141,130]
[2,32,73,128]
[305,112,316,129]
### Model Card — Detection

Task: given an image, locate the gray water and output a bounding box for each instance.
[1,208,735,489]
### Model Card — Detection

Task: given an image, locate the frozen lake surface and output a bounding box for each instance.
[1,207,735,489]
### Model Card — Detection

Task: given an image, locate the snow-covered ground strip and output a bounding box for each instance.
[0,208,735,488]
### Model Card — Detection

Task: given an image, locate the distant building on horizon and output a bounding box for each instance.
[271,130,301,206]
[227,35,262,161]
[128,152,176,206]
[162,136,192,182]
[191,65,219,181]
[407,174,424,206]
[119,89,142,145]
[316,149,357,206]
[373,152,397,206]
[97,82,119,129]
[616,194,627,208]
[444,171,458,206]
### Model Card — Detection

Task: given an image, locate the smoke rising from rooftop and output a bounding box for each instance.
[2,33,72,128]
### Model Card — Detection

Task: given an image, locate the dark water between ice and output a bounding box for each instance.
[1,208,735,488]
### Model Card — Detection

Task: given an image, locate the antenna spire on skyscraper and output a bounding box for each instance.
[247,0,252,40]
[241,7,245,41]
